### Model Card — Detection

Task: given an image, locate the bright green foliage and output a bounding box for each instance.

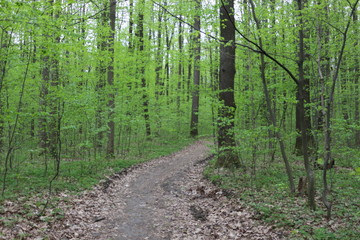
[0,0,359,236]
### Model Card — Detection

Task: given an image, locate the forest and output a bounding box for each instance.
[0,0,359,239]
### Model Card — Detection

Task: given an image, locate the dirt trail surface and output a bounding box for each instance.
[90,141,211,240]
[1,141,287,239]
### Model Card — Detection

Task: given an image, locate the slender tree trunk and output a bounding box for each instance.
[164,16,172,99]
[217,0,239,168]
[208,37,219,140]
[106,0,116,158]
[187,28,193,103]
[353,10,360,147]
[177,15,184,111]
[154,8,163,136]
[48,0,61,160]
[95,2,108,151]
[155,9,163,100]
[0,30,11,153]
[294,0,314,156]
[315,2,329,133]
[190,0,201,138]
[249,0,295,193]
[322,0,359,219]
[297,0,316,210]
[39,34,50,157]
[137,0,151,137]
[129,0,134,50]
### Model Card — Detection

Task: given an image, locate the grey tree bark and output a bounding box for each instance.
[248,0,295,194]
[297,0,316,210]
[217,0,239,168]
[190,0,201,138]
[106,0,116,158]
[136,0,151,137]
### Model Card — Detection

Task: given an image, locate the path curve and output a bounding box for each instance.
[90,141,211,240]
[0,141,287,239]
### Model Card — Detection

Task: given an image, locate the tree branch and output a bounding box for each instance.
[220,0,299,85]
[151,0,261,54]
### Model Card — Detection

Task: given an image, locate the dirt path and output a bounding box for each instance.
[83,140,286,240]
[89,141,211,240]
[1,141,286,239]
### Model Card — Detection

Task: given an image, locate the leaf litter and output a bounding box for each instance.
[1,141,287,239]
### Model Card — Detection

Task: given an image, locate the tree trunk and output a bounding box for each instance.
[294,0,314,156]
[353,10,360,147]
[137,0,151,137]
[48,0,61,160]
[155,9,163,100]
[248,0,295,193]
[217,0,239,168]
[190,0,201,138]
[106,0,116,158]
[177,15,184,112]
[322,0,359,219]
[128,0,134,50]
[95,2,108,151]
[0,30,11,153]
[39,25,50,157]
[297,0,316,210]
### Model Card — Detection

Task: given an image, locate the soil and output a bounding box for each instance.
[0,140,287,239]
[89,140,212,240]
[85,140,286,240]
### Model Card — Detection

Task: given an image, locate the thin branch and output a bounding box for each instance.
[329,0,359,103]
[220,0,299,85]
[151,0,261,53]
[70,0,118,26]
[307,15,344,34]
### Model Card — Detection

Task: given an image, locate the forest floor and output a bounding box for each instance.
[1,140,287,239]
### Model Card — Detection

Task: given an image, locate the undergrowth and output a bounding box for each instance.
[204,154,360,239]
[0,136,194,202]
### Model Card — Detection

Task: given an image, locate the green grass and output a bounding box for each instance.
[0,136,194,202]
[204,154,360,239]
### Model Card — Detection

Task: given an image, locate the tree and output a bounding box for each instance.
[190,0,201,138]
[217,0,239,168]
[296,0,316,210]
[0,28,11,153]
[106,0,116,158]
[39,0,61,161]
[320,0,359,219]
[95,1,109,152]
[294,0,314,156]
[248,0,295,194]
[353,8,360,147]
[136,0,151,137]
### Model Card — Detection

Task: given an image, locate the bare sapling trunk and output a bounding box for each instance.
[321,0,359,219]
[106,0,116,158]
[248,0,295,194]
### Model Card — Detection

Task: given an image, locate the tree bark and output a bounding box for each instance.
[322,0,359,219]
[297,0,316,210]
[95,1,108,151]
[39,41,49,156]
[137,0,151,137]
[106,0,116,158]
[353,9,360,147]
[248,0,295,193]
[0,30,11,153]
[217,0,239,168]
[190,0,201,138]
[177,15,184,112]
[155,9,163,100]
[294,0,314,156]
